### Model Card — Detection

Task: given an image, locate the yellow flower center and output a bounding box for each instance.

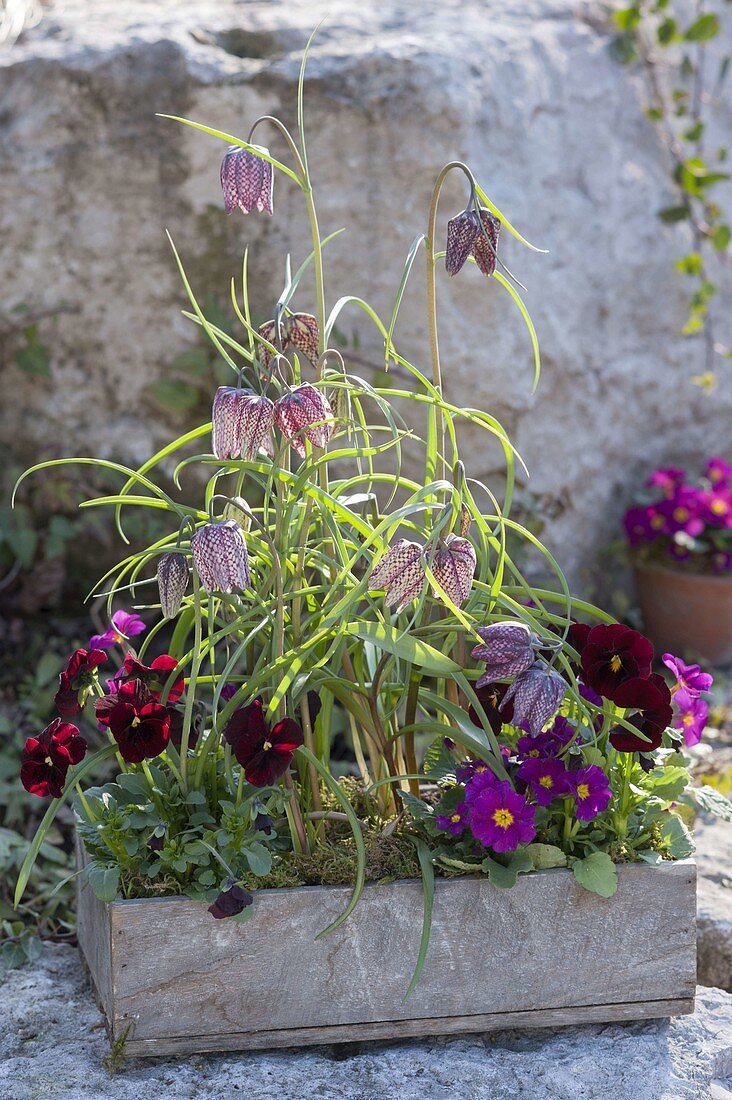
[131,717,141,728]
[528,749,540,758]
[112,632,123,644]
[610,655,623,673]
[450,813,461,823]
[539,775,553,789]
[475,764,488,773]
[263,740,273,752]
[682,713,694,727]
[673,507,689,523]
[492,808,514,829]
[650,515,665,529]
[576,783,590,800]
[711,499,728,515]
[44,755,53,767]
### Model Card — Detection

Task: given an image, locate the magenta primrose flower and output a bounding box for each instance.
[516,756,571,806]
[90,610,146,650]
[662,653,713,697]
[657,488,704,537]
[672,688,708,747]
[706,457,732,486]
[699,487,732,529]
[517,716,575,759]
[468,780,536,852]
[570,765,612,821]
[435,800,469,836]
[646,467,686,497]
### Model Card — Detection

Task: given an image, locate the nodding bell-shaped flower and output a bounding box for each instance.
[220,144,273,215]
[471,621,537,688]
[430,534,476,607]
[256,313,319,371]
[369,539,427,613]
[191,520,251,596]
[501,661,567,737]
[157,553,189,619]
[212,387,275,462]
[472,208,501,277]
[275,382,334,457]
[445,209,481,276]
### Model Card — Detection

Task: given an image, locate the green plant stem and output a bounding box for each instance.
[179,570,204,793]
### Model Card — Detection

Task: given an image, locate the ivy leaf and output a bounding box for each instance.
[524,843,567,869]
[659,814,695,858]
[85,862,121,903]
[422,737,457,782]
[481,851,533,889]
[684,784,732,822]
[572,851,618,898]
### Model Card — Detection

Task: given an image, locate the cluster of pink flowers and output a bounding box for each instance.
[624,457,732,573]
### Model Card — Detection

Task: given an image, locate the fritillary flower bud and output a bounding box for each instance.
[501,661,566,737]
[471,621,537,688]
[220,144,273,216]
[212,388,275,462]
[191,520,251,596]
[223,496,251,531]
[285,313,319,365]
[275,382,334,458]
[370,539,426,613]
[157,553,189,619]
[430,534,477,607]
[445,209,481,276]
[471,208,501,277]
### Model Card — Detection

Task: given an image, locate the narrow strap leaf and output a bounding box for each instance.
[403,837,435,1003]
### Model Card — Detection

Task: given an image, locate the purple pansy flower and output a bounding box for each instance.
[662,653,713,697]
[516,757,571,806]
[435,800,469,836]
[468,780,536,852]
[570,765,612,821]
[672,688,708,747]
[90,610,146,650]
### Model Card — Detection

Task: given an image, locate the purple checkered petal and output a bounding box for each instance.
[220,145,273,216]
[370,539,426,613]
[157,553,189,619]
[470,208,501,277]
[286,313,319,365]
[471,621,534,663]
[239,394,275,461]
[191,521,251,596]
[431,534,476,607]
[445,209,481,276]
[275,383,334,458]
[502,662,566,737]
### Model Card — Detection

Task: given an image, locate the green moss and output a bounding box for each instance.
[244,831,421,890]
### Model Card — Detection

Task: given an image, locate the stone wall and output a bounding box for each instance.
[2,0,730,593]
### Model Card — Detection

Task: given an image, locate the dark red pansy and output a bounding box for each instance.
[224,698,303,786]
[467,683,514,735]
[167,707,201,751]
[54,648,107,716]
[20,718,88,798]
[208,881,254,920]
[580,624,653,703]
[105,679,171,764]
[609,674,673,753]
[119,654,184,703]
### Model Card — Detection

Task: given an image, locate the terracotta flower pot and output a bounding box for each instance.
[634,563,732,666]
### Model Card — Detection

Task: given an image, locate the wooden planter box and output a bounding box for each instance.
[76,844,697,1058]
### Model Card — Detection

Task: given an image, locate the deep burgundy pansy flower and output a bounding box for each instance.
[118,654,184,703]
[20,719,87,798]
[580,624,653,703]
[467,683,514,735]
[224,699,304,786]
[104,680,171,763]
[609,673,673,753]
[220,144,273,216]
[208,881,254,920]
[54,648,107,716]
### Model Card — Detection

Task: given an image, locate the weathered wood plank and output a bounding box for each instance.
[75,835,113,1023]
[88,858,696,1050]
[122,996,695,1058]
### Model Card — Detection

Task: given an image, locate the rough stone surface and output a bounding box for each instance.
[696,812,732,994]
[1,0,731,591]
[0,945,730,1100]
